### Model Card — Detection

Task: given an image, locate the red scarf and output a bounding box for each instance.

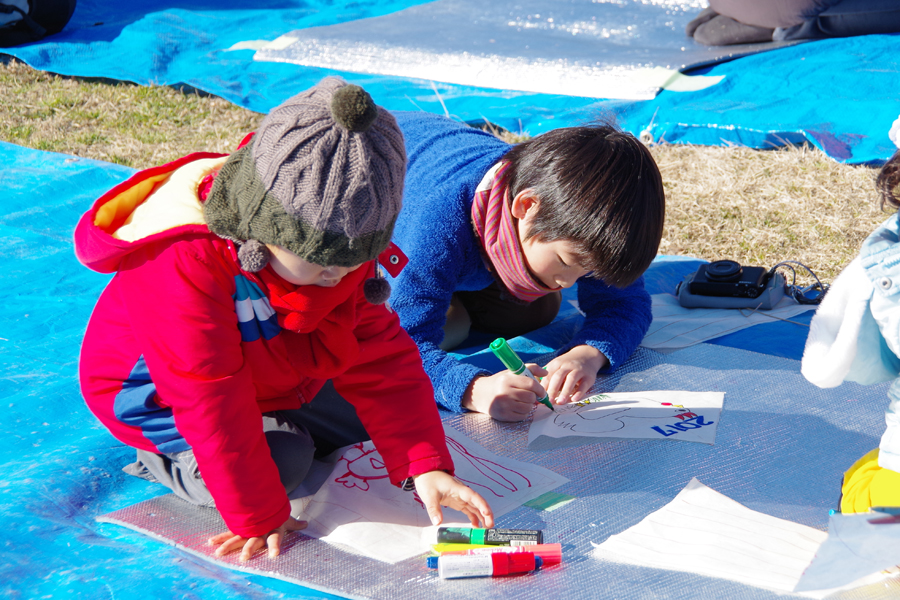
[471,162,556,302]
[249,257,371,380]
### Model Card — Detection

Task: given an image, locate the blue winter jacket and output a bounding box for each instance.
[387,111,653,412]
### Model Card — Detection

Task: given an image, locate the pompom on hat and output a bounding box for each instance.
[203,77,406,303]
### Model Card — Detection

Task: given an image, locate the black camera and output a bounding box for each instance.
[688,260,771,299]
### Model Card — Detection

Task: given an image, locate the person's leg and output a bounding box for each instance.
[709,0,836,29]
[441,294,473,351]
[685,7,719,37]
[455,282,561,340]
[776,0,900,40]
[692,16,774,46]
[123,412,316,506]
[283,380,371,458]
[125,448,216,507]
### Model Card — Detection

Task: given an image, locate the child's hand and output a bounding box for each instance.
[414,470,495,528]
[209,516,307,562]
[462,366,549,422]
[542,345,608,405]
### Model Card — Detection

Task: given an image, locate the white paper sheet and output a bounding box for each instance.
[592,478,829,596]
[641,293,813,352]
[294,424,569,563]
[528,391,723,449]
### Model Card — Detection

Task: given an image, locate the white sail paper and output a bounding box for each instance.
[295,424,568,563]
[528,390,723,448]
[592,478,832,597]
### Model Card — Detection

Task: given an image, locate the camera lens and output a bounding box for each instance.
[706,260,742,281]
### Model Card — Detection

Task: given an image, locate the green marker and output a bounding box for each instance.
[489,338,554,411]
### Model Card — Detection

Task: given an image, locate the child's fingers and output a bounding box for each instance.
[462,490,494,528]
[418,487,444,526]
[209,530,236,546]
[543,369,568,402]
[239,537,265,562]
[456,504,482,527]
[555,372,581,404]
[266,530,283,558]
[525,363,548,378]
[212,534,245,556]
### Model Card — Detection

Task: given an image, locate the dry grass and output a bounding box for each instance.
[0,58,263,166]
[0,58,887,285]
[651,143,884,283]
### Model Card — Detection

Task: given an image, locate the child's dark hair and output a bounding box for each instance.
[502,123,665,288]
[879,150,900,211]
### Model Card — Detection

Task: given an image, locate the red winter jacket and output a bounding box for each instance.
[74,152,453,538]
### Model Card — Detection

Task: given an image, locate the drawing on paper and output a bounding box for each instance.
[528,390,724,447]
[296,424,569,563]
[445,435,532,499]
[334,442,390,491]
[554,394,698,433]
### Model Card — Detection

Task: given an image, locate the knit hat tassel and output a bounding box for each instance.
[238,239,271,272]
[363,270,391,305]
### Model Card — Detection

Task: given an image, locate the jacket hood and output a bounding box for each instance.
[74,153,229,273]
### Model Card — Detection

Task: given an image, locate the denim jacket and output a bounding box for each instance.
[802,212,900,471]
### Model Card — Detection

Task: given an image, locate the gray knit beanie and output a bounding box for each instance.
[203,77,406,299]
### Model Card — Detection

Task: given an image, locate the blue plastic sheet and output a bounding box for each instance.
[1,1,897,163]
[0,142,340,599]
[0,137,823,598]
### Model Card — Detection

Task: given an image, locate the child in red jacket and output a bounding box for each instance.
[75,77,493,562]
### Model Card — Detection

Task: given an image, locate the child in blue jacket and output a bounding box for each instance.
[387,112,665,422]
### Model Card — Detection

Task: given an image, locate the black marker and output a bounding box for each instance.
[436,526,543,546]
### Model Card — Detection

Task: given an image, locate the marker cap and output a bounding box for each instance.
[490,338,524,372]
[528,543,561,565]
[491,552,537,576]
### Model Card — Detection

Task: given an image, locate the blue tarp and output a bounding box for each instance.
[1,1,898,163]
[0,141,814,599]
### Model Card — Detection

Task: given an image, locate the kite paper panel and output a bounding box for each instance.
[294,424,569,563]
[528,390,723,449]
[592,478,831,597]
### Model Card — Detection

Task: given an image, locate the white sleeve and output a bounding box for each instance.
[801,258,895,387]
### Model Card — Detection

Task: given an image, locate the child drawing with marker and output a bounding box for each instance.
[75,78,494,563]
[802,134,900,512]
[385,112,665,421]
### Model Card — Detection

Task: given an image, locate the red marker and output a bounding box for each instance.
[431,543,562,566]
[435,552,543,579]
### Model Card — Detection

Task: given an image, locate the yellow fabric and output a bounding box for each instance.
[111,156,229,242]
[94,172,170,233]
[841,448,900,513]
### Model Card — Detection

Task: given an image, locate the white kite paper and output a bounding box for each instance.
[293,424,569,563]
[591,478,832,597]
[528,390,723,449]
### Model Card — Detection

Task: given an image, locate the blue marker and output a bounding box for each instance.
[489,338,554,412]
